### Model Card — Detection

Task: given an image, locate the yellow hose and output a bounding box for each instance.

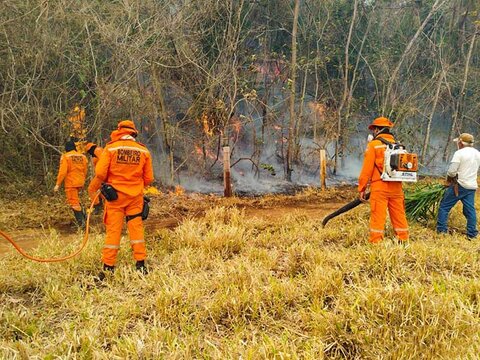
[0,192,100,263]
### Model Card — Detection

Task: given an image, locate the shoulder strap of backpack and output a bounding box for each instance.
[372,136,391,176]
[375,136,393,146]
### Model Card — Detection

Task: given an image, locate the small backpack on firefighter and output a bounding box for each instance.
[100,183,118,201]
[376,137,418,182]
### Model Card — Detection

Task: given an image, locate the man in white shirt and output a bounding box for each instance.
[436,133,480,239]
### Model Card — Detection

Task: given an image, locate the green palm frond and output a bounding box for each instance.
[405,183,446,222]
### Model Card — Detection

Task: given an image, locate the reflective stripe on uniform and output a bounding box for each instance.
[370,228,384,233]
[130,239,145,244]
[394,228,409,232]
[374,145,387,149]
[108,146,149,153]
[104,244,120,249]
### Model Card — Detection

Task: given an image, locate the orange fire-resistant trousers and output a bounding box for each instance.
[88,177,102,206]
[369,190,409,243]
[102,192,146,266]
[65,187,82,211]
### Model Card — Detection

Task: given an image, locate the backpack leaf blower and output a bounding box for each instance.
[322,192,370,227]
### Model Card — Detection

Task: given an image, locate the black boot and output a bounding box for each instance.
[96,264,115,282]
[136,260,148,275]
[73,209,86,228]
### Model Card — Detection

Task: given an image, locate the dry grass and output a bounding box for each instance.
[1,188,480,359]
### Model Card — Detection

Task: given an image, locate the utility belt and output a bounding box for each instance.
[100,183,150,221]
[446,175,459,197]
[126,197,150,222]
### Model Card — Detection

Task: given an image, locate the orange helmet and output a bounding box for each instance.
[368,117,394,130]
[85,142,96,151]
[117,120,138,136]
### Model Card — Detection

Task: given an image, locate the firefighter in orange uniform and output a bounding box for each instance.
[85,142,103,167]
[54,140,88,226]
[85,142,104,212]
[358,117,409,243]
[90,120,154,276]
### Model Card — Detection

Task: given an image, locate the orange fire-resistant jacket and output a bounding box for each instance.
[91,146,103,169]
[56,150,88,188]
[93,129,154,197]
[358,133,403,194]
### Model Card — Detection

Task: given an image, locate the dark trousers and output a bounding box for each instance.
[436,184,478,238]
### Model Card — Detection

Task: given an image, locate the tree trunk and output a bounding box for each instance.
[285,0,300,182]
[421,70,444,165]
[152,66,174,185]
[345,11,372,118]
[382,0,447,114]
[294,67,308,162]
[443,29,477,161]
[334,0,358,175]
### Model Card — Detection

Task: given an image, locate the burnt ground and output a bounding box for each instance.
[0,186,357,255]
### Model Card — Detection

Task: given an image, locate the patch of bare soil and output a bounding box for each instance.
[242,202,344,222]
[0,186,357,255]
[0,228,82,255]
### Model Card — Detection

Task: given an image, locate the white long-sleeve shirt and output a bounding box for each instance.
[447,146,480,190]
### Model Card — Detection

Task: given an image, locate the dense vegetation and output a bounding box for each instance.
[2,2,479,358]
[1,0,479,188]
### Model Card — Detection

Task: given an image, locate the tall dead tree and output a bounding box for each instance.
[382,0,448,115]
[443,27,477,161]
[421,69,444,165]
[285,0,301,182]
[334,0,358,175]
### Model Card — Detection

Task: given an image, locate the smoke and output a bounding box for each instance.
[419,134,450,176]
[177,174,223,194]
[146,94,457,194]
[153,118,362,194]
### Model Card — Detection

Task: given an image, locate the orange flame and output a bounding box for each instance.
[232,119,242,135]
[68,105,87,153]
[168,185,185,197]
[68,105,86,138]
[309,102,326,121]
[144,186,161,196]
[202,113,214,137]
[206,149,216,160]
[194,145,203,156]
[193,145,216,160]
